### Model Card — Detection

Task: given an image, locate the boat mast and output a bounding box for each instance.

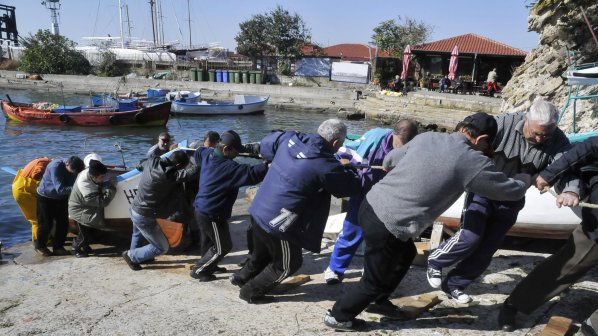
[149,0,157,47]
[118,0,124,48]
[187,0,192,47]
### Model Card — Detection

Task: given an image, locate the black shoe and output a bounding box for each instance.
[238,292,275,304]
[229,274,246,288]
[498,301,518,332]
[122,251,142,271]
[366,299,408,320]
[238,257,250,267]
[52,247,70,256]
[323,310,366,331]
[70,247,89,258]
[214,266,227,274]
[34,247,52,257]
[190,270,217,282]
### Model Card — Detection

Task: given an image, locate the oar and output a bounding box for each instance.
[1,167,17,175]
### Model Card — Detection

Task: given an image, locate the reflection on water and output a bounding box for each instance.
[0,88,382,247]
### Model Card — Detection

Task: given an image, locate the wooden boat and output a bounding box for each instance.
[1,98,171,127]
[171,95,269,115]
[165,91,202,102]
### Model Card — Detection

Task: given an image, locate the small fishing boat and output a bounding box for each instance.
[165,91,202,103]
[171,95,269,115]
[1,97,171,127]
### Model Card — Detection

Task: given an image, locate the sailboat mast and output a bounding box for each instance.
[187,0,192,47]
[149,0,157,46]
[118,0,124,48]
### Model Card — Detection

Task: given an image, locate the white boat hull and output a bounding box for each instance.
[171,95,269,115]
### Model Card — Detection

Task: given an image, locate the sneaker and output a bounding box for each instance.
[447,288,472,304]
[426,266,442,289]
[366,299,408,320]
[51,247,70,256]
[238,292,275,304]
[324,266,343,285]
[34,247,52,257]
[190,270,216,282]
[70,247,89,258]
[121,251,142,271]
[229,274,245,288]
[323,310,366,331]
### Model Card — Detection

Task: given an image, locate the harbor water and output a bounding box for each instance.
[0,88,379,247]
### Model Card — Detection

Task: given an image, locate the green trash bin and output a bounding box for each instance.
[255,71,263,84]
[200,70,207,81]
[249,72,256,84]
[241,71,249,84]
[191,68,199,81]
[229,70,239,84]
[208,69,216,82]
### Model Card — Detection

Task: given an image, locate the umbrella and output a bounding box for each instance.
[448,45,459,80]
[400,45,411,81]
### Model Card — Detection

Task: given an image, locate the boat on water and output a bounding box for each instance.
[165,91,202,103]
[171,95,269,115]
[1,98,171,127]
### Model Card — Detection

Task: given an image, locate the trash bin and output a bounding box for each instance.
[249,72,256,84]
[208,69,215,82]
[192,68,199,81]
[232,71,240,84]
[216,70,223,82]
[255,71,263,84]
[242,71,249,84]
[199,70,207,81]
[222,70,229,83]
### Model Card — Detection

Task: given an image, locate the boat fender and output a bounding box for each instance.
[109,116,118,125]
[134,112,146,124]
[238,104,243,110]
[59,114,70,123]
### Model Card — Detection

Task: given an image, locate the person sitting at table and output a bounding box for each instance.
[453,76,464,94]
[439,76,450,92]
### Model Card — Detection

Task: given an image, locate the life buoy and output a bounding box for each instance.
[238,105,244,110]
[134,112,146,124]
[108,115,118,125]
[59,114,70,123]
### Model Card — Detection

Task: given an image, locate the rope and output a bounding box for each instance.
[544,187,598,209]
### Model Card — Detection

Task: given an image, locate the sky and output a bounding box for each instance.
[2,0,539,52]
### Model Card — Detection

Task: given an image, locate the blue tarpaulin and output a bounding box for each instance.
[295,58,332,77]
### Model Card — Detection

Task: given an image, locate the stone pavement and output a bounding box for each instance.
[1,199,596,335]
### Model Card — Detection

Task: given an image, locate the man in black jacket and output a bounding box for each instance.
[499,136,598,332]
[122,150,198,271]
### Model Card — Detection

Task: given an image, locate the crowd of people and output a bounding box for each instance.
[24,97,598,333]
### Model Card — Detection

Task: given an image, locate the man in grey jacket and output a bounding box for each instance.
[427,98,580,304]
[324,112,531,331]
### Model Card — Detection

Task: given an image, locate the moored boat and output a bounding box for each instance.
[1,98,171,127]
[171,95,269,115]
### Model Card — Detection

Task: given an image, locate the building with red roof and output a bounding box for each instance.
[319,43,391,62]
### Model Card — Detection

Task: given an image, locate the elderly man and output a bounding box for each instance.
[499,136,597,332]
[35,156,85,256]
[122,150,198,271]
[146,132,172,158]
[230,119,361,303]
[325,119,418,286]
[427,98,580,304]
[324,113,531,331]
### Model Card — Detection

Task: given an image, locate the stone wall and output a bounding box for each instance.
[501,0,598,133]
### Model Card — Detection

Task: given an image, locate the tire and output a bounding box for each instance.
[238,105,243,110]
[59,114,70,123]
[109,116,118,125]
[134,112,146,124]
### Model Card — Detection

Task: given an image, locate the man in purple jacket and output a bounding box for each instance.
[230,119,361,303]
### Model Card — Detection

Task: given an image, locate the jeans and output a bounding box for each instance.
[128,208,169,263]
[329,196,363,275]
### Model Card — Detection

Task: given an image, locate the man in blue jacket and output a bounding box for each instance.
[230,119,361,303]
[189,130,268,282]
[35,156,85,256]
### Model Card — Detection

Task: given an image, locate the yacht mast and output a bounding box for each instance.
[187,0,192,47]
[118,0,124,48]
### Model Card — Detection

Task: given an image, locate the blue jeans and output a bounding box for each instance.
[329,197,363,275]
[128,209,169,263]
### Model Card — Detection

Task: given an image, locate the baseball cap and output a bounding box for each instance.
[220,130,244,152]
[462,112,498,143]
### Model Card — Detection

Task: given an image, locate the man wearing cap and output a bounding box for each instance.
[189,130,268,282]
[231,119,362,304]
[324,113,531,331]
[146,132,172,158]
[427,98,580,304]
[68,159,117,257]
[122,150,198,271]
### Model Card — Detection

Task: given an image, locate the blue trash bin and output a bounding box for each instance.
[216,70,223,82]
[222,70,229,83]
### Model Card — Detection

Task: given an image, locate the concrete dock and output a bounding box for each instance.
[1,199,596,335]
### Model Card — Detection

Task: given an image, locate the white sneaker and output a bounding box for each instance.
[426,266,442,289]
[324,266,343,285]
[448,289,472,304]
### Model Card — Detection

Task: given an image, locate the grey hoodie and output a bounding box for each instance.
[368,132,528,241]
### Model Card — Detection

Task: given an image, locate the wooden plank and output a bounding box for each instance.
[390,293,440,319]
[271,274,312,294]
[412,241,430,266]
[429,223,444,250]
[539,316,572,336]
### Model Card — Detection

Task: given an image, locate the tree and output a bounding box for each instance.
[372,16,433,57]
[20,29,91,75]
[235,5,310,74]
[96,50,128,77]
